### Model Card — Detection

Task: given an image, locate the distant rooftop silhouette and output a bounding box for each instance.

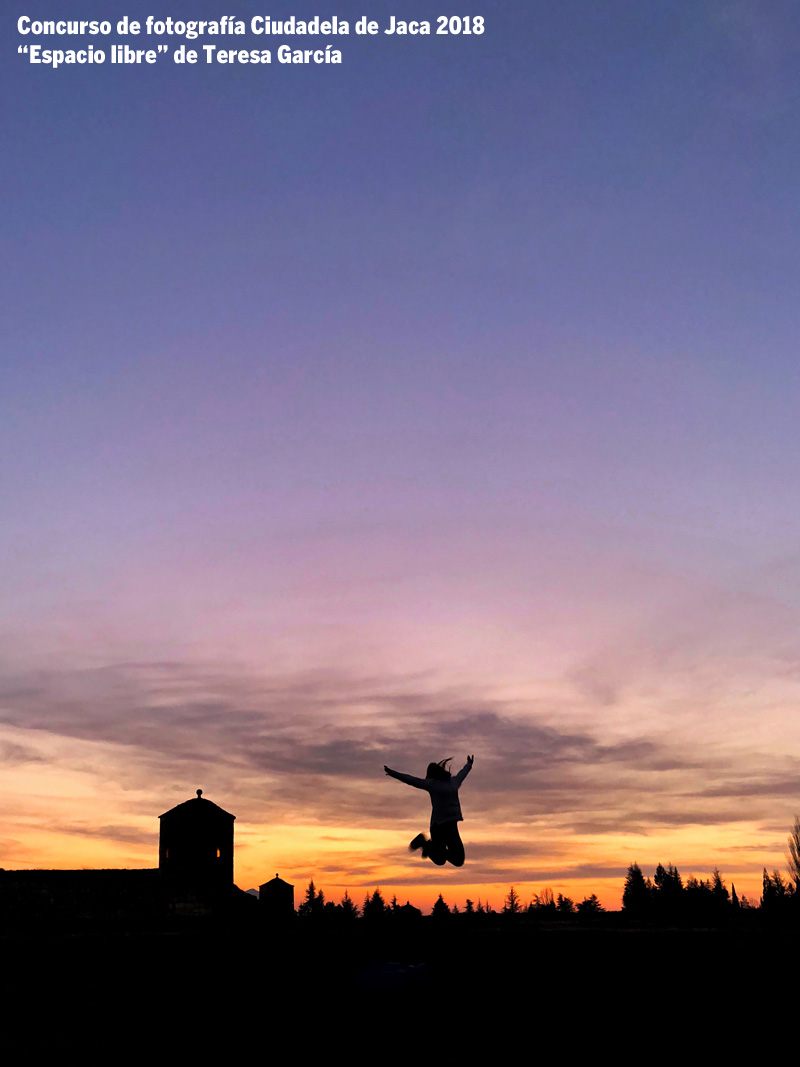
[259,873,295,920]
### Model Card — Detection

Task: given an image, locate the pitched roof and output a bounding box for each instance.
[159,790,235,821]
[259,874,294,890]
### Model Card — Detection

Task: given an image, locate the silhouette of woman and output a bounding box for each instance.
[384,755,474,867]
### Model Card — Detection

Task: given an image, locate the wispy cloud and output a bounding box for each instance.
[0,741,45,766]
[1,655,792,846]
[54,823,157,846]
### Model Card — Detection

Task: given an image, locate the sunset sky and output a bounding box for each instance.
[3,1,800,911]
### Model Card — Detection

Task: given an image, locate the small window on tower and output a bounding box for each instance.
[216,849,221,858]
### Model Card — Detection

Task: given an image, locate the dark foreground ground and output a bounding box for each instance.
[3,918,796,1053]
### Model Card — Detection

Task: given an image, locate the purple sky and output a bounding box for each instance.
[3,1,800,906]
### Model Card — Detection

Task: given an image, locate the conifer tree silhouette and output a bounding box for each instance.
[339,891,359,919]
[762,868,792,914]
[711,869,729,913]
[503,886,521,915]
[577,893,604,915]
[298,880,318,918]
[432,893,451,918]
[363,888,387,920]
[556,893,575,914]
[652,863,684,919]
[622,862,650,916]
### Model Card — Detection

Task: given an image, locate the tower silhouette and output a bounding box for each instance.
[159,789,235,897]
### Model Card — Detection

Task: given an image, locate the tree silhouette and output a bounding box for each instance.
[432,893,451,919]
[684,875,713,921]
[314,887,326,917]
[653,863,667,890]
[652,863,684,920]
[503,885,521,915]
[339,891,359,919]
[761,868,794,915]
[711,868,729,913]
[788,815,800,889]
[654,863,683,895]
[298,880,318,919]
[363,888,387,920]
[531,887,555,913]
[577,893,604,915]
[622,863,651,917]
[556,893,575,915]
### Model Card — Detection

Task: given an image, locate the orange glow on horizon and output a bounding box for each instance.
[0,725,786,915]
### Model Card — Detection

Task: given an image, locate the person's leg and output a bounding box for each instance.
[443,822,465,866]
[427,823,448,866]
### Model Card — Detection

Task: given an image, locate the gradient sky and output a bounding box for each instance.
[3,0,800,910]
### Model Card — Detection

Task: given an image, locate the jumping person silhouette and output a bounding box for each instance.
[384,755,474,866]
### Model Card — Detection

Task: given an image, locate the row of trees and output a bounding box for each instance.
[500,885,604,917]
[293,818,800,922]
[296,869,797,922]
[407,888,604,918]
[622,817,800,921]
[622,862,743,919]
[297,881,422,920]
[760,868,798,916]
[622,863,799,920]
[294,880,605,920]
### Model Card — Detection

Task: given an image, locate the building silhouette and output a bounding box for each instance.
[259,873,295,920]
[159,789,235,897]
[1,790,255,930]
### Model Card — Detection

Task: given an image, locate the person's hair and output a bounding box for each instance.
[425,758,452,781]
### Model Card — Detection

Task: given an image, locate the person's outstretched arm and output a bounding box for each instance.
[384,766,428,789]
[453,754,474,786]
